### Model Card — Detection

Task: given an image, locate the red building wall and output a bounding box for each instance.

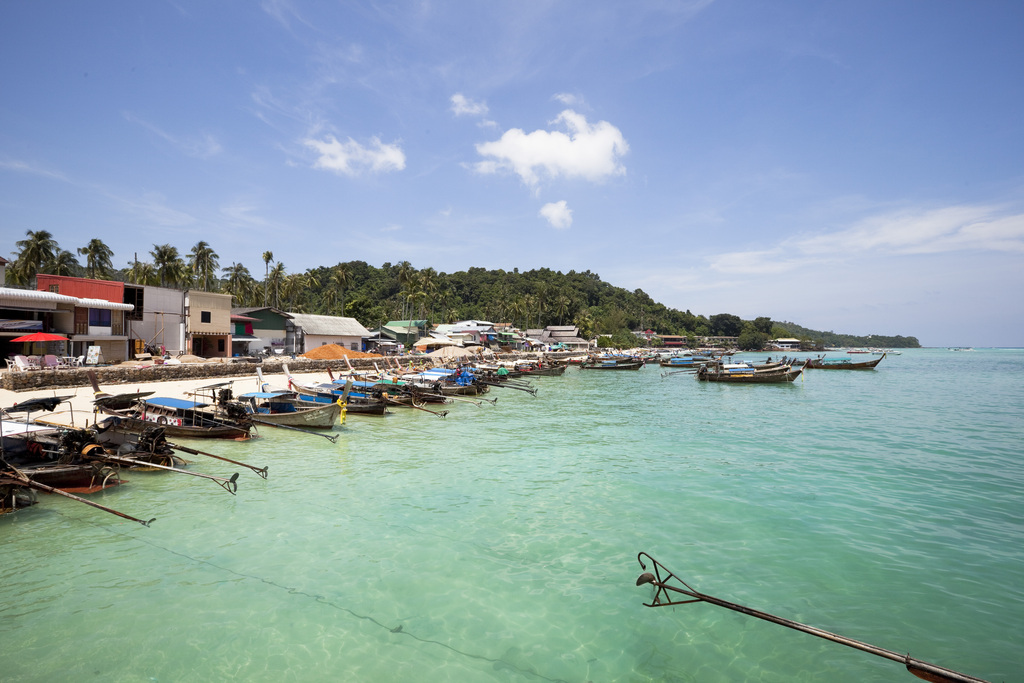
[36,275,124,302]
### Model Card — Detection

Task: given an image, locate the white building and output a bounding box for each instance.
[289,313,371,353]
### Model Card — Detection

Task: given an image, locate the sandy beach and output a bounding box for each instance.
[0,367,329,430]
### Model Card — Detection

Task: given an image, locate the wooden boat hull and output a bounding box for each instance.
[249,401,342,428]
[580,361,645,370]
[291,390,388,416]
[806,353,885,370]
[101,414,251,439]
[515,365,567,377]
[696,366,803,383]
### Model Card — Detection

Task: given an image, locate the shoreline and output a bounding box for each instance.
[0,366,333,431]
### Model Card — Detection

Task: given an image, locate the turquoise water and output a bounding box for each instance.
[2,349,1022,682]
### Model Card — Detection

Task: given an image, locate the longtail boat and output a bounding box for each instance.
[237,391,345,429]
[696,361,805,383]
[806,353,885,370]
[580,355,646,370]
[97,396,253,439]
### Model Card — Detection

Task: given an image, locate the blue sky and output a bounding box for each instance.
[2,1,1023,346]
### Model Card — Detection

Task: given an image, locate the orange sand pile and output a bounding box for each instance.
[301,344,383,360]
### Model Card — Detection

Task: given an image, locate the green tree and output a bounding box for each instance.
[737,324,770,351]
[189,241,220,291]
[126,260,160,286]
[46,249,80,276]
[150,244,184,288]
[267,262,286,308]
[77,238,114,279]
[709,313,742,337]
[13,229,58,287]
[329,264,352,315]
[262,251,274,306]
[222,262,253,304]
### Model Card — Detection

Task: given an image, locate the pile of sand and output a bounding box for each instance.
[300,344,382,360]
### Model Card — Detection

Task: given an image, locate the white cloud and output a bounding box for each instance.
[553,92,580,106]
[474,110,628,186]
[304,135,406,176]
[123,112,222,159]
[450,93,489,117]
[539,200,573,229]
[708,203,1024,275]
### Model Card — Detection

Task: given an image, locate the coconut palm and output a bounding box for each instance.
[12,229,58,287]
[262,251,274,306]
[126,260,160,286]
[150,244,184,288]
[221,262,253,305]
[396,261,415,319]
[281,273,306,311]
[188,241,220,291]
[77,238,114,280]
[45,249,80,277]
[267,262,286,308]
[329,264,352,315]
[554,294,571,325]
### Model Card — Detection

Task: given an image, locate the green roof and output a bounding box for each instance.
[386,320,426,327]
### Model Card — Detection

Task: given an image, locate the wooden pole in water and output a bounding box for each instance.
[635,552,990,683]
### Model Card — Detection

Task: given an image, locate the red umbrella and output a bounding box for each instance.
[10,332,70,343]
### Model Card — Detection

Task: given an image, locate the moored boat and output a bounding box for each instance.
[237,391,345,429]
[696,361,805,383]
[806,353,885,370]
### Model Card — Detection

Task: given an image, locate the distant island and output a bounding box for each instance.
[7,232,920,351]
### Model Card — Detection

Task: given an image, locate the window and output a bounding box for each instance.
[201,311,211,323]
[217,339,225,352]
[48,284,59,293]
[89,308,111,327]
[124,287,144,321]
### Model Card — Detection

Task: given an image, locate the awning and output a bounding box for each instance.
[0,319,43,332]
[232,335,261,342]
[78,298,134,311]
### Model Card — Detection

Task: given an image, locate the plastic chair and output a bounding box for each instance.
[42,354,61,370]
[14,355,38,371]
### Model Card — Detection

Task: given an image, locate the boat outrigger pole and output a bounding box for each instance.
[634,552,990,683]
[0,468,155,527]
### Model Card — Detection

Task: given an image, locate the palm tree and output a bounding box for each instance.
[508,297,525,329]
[262,251,274,306]
[13,229,58,287]
[329,264,352,315]
[150,244,183,288]
[126,260,160,286]
[188,241,220,291]
[221,262,253,304]
[282,273,305,311]
[554,294,571,325]
[418,267,438,322]
[77,238,114,279]
[45,249,80,276]
[267,262,286,308]
[396,261,415,319]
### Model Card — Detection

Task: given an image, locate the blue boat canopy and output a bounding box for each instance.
[239,392,289,399]
[143,397,208,409]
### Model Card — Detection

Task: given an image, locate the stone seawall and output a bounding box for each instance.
[1,358,415,392]
[0,354,528,392]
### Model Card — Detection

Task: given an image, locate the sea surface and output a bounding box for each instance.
[2,348,1022,682]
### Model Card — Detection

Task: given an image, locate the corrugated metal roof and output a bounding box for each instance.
[0,287,78,305]
[290,313,370,337]
[78,298,134,311]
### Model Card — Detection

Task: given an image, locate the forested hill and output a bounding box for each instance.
[5,228,919,347]
[290,262,919,348]
[774,322,920,349]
